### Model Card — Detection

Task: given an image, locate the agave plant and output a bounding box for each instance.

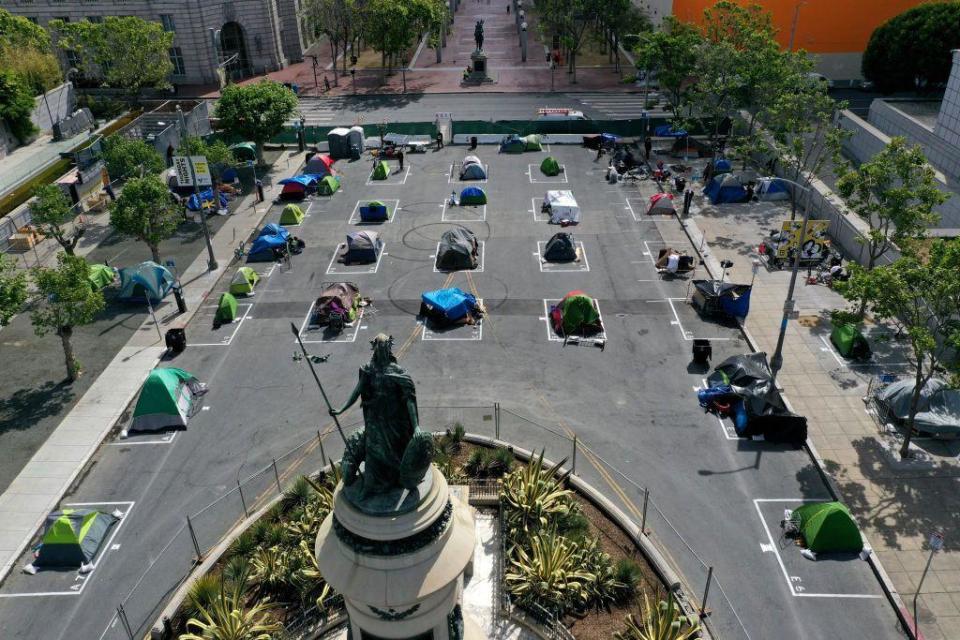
[180,573,222,626]
[614,593,701,640]
[291,538,334,609]
[579,537,626,609]
[505,530,592,614]
[249,546,296,598]
[501,451,574,544]
[180,572,280,640]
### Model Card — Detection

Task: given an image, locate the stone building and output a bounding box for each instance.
[0,0,311,86]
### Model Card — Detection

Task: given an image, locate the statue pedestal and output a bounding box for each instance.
[316,466,481,640]
[465,50,493,85]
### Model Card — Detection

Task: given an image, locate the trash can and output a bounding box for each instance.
[165,328,186,354]
[692,339,711,365]
[674,176,687,192]
[470,136,478,149]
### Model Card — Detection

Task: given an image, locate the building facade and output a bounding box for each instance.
[636,0,931,83]
[0,0,311,86]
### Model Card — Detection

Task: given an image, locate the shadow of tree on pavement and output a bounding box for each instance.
[0,381,76,436]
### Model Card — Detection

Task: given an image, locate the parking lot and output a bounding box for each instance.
[0,143,905,640]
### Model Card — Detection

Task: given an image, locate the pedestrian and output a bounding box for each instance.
[324,76,331,92]
[436,130,444,150]
[644,135,652,161]
[595,144,603,162]
[507,3,510,12]
[397,149,404,171]
[104,182,116,201]
[255,179,264,203]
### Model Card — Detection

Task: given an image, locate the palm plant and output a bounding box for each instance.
[505,530,592,614]
[180,570,280,640]
[614,593,701,640]
[501,451,574,544]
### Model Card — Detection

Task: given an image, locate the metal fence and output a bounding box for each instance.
[101,404,751,640]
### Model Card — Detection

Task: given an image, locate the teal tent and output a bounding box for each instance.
[130,368,205,432]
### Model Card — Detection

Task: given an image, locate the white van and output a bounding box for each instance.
[537,108,588,121]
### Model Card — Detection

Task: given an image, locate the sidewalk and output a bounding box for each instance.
[682,179,960,639]
[0,132,91,198]
[0,152,298,582]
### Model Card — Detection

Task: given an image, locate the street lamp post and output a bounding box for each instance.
[402,59,408,93]
[187,156,219,272]
[915,532,944,639]
[308,55,319,94]
[351,69,356,96]
[768,177,812,381]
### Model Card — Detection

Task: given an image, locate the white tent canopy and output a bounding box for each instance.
[463,155,482,167]
[544,190,580,223]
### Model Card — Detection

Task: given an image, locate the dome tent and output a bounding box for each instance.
[543,232,577,262]
[280,203,305,225]
[305,153,335,176]
[278,175,315,201]
[130,367,206,432]
[317,175,341,195]
[229,142,257,162]
[435,227,479,271]
[499,134,525,154]
[30,508,120,570]
[756,177,790,201]
[342,231,382,264]
[647,193,676,215]
[117,261,174,303]
[460,156,487,180]
[550,290,602,337]
[229,267,260,296]
[372,160,391,181]
[215,292,238,325]
[313,282,361,325]
[87,263,116,292]
[704,173,748,204]
[420,287,481,326]
[248,223,290,262]
[523,134,543,151]
[540,156,562,176]
[790,502,862,554]
[830,323,871,360]
[459,186,487,205]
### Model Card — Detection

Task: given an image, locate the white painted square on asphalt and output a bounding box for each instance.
[541,298,607,344]
[527,163,568,184]
[326,242,386,275]
[348,199,400,224]
[536,240,589,272]
[422,300,483,341]
[297,299,365,343]
[441,200,486,222]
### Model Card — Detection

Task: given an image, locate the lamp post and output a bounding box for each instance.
[767,177,812,381]
[351,69,356,96]
[401,58,408,93]
[915,532,944,639]
[308,55,319,93]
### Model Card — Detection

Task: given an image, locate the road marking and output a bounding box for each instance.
[527,163,568,184]
[326,242,386,275]
[441,199,487,222]
[190,303,254,347]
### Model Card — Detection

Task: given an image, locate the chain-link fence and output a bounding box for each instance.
[102,403,751,640]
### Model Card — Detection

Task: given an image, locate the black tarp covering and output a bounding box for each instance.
[436,227,479,271]
[544,232,577,262]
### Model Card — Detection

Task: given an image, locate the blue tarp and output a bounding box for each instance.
[421,288,477,322]
[187,189,229,212]
[654,125,687,137]
[278,174,324,187]
[360,203,389,222]
[720,287,751,318]
[117,261,175,302]
[248,224,290,262]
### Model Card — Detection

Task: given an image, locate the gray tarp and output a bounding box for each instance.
[436,227,479,271]
[875,378,960,438]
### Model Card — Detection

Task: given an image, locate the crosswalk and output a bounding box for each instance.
[566,92,661,119]
[297,97,352,124]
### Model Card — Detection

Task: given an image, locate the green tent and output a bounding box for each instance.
[553,291,601,336]
[372,160,391,181]
[87,264,116,292]
[280,203,305,225]
[524,134,543,151]
[318,175,341,195]
[368,200,384,208]
[793,502,863,554]
[540,156,562,176]
[131,367,204,432]
[33,508,119,568]
[216,292,238,324]
[229,266,260,296]
[230,142,257,162]
[830,323,871,359]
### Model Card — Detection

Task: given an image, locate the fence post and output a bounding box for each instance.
[700,566,714,617]
[494,402,500,439]
[117,604,135,639]
[186,515,203,561]
[318,430,327,467]
[641,488,649,534]
[571,434,577,475]
[238,480,248,517]
[272,458,282,492]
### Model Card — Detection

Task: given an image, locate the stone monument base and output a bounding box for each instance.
[464,50,494,85]
[316,466,481,640]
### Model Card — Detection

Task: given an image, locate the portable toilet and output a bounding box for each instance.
[348,126,365,160]
[327,127,351,160]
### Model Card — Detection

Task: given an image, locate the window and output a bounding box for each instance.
[169,47,185,76]
[87,15,102,23]
[160,14,175,31]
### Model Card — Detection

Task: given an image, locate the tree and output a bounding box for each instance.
[301,0,362,84]
[110,176,181,264]
[29,185,84,256]
[50,16,174,95]
[31,253,105,382]
[835,240,960,459]
[101,134,165,180]
[633,18,703,121]
[835,137,947,271]
[215,81,298,163]
[0,253,27,327]
[361,0,443,80]
[534,0,602,84]
[862,2,960,94]
[0,69,36,142]
[0,8,61,94]
[763,79,849,219]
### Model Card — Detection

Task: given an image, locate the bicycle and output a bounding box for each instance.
[234,241,246,262]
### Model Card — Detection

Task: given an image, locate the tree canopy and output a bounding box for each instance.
[862,2,960,94]
[633,18,703,119]
[0,253,27,327]
[29,185,84,255]
[110,176,182,263]
[101,135,165,180]
[0,8,60,95]
[51,16,174,93]
[215,81,298,161]
[0,68,36,142]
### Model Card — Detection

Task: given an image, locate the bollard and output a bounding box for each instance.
[186,515,203,561]
[238,480,248,517]
[700,566,714,617]
[571,434,577,474]
[272,458,282,492]
[318,430,328,467]
[494,402,500,439]
[641,488,649,534]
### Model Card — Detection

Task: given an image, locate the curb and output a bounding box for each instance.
[680,213,917,639]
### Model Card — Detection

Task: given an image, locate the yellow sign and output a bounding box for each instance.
[776,220,830,259]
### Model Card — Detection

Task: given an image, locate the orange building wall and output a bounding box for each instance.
[671,0,940,53]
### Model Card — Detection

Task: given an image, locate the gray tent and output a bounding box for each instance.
[460,156,487,180]
[343,231,382,264]
[33,508,119,569]
[436,227,479,271]
[874,378,960,439]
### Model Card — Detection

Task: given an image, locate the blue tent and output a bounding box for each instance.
[757,177,790,201]
[278,175,322,187]
[654,125,687,137]
[704,174,748,204]
[600,133,621,145]
[499,134,525,154]
[248,223,290,262]
[420,288,478,323]
[712,158,732,174]
[359,201,390,222]
[459,186,487,205]
[117,261,175,302]
[186,189,229,212]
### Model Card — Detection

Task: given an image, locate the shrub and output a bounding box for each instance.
[182,573,221,623]
[501,451,574,544]
[505,530,592,614]
[614,592,700,640]
[613,559,643,604]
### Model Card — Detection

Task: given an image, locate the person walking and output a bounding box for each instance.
[507,4,510,12]
[644,135,652,161]
[436,130,444,150]
[397,149,405,171]
[255,179,264,203]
